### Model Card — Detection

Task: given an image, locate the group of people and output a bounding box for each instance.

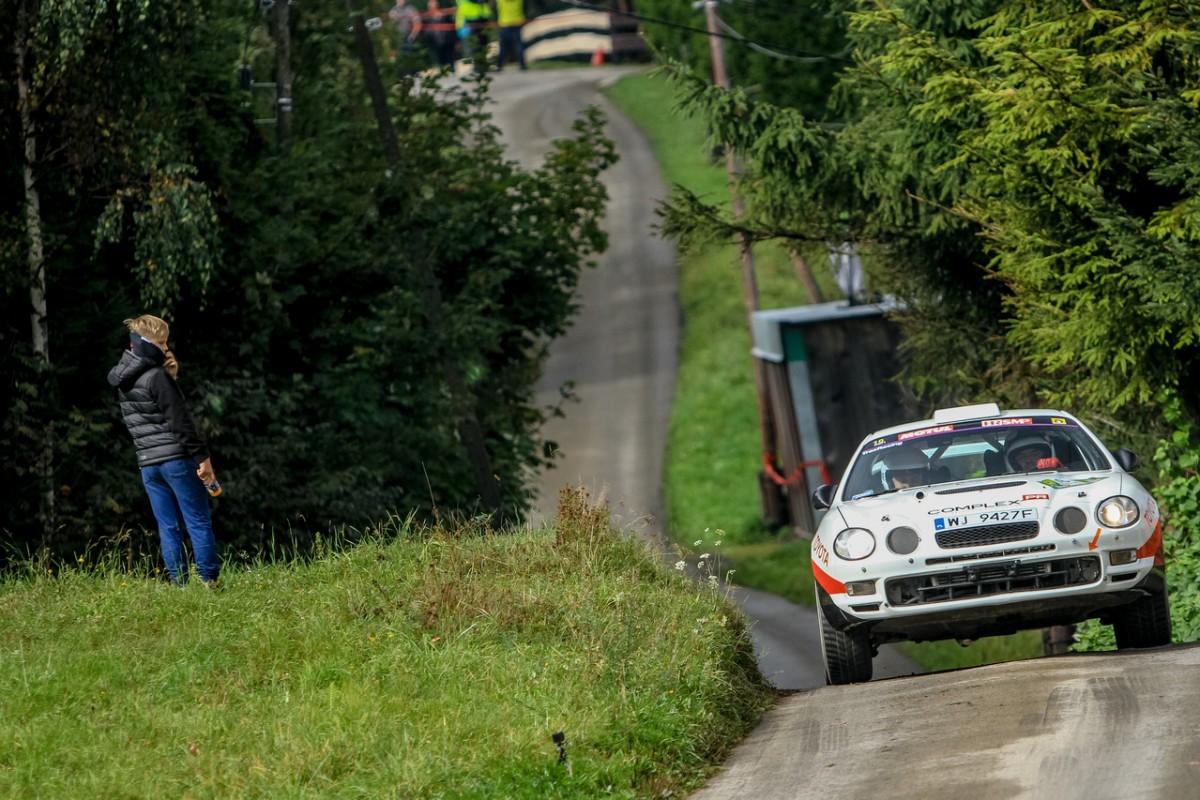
[389,0,528,73]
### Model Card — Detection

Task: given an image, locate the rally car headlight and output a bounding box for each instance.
[1097,496,1139,528]
[833,528,875,560]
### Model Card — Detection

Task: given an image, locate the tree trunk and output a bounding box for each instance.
[16,0,56,546]
[788,248,824,305]
[272,0,293,154]
[705,0,782,524]
[345,0,502,516]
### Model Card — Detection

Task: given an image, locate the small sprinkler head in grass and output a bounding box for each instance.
[552,731,570,774]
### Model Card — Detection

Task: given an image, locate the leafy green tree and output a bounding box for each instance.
[1,1,616,561]
[656,0,1200,439]
[1,0,236,553]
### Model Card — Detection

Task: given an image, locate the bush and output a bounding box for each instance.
[1075,390,1200,650]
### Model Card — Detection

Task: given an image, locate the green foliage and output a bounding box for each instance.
[1077,389,1200,650]
[655,0,1200,431]
[0,488,774,798]
[0,3,617,556]
[95,161,222,314]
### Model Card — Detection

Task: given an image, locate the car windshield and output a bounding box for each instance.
[841,415,1112,502]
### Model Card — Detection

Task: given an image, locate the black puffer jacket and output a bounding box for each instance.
[107,338,210,468]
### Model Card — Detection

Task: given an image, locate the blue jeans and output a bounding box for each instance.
[141,459,220,583]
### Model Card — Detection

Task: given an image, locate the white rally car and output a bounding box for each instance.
[810,403,1170,685]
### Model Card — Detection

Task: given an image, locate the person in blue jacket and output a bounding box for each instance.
[107,314,221,586]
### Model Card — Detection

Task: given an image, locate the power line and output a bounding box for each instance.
[713,14,848,63]
[558,0,851,61]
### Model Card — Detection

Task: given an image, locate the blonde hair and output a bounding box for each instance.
[124,315,170,342]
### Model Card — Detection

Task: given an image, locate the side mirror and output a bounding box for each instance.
[812,483,837,510]
[1112,448,1141,472]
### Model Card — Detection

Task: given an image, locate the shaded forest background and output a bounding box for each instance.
[5,0,1200,570]
[1,0,615,561]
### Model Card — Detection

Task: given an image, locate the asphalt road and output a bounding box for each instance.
[692,642,1200,800]
[482,67,1200,800]
[484,66,678,537]
[483,65,916,691]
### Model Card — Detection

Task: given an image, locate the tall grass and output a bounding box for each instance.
[0,487,773,799]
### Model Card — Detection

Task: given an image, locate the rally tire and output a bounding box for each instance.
[1113,583,1172,650]
[818,602,873,685]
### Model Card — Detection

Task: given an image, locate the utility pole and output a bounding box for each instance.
[704,0,785,525]
[345,0,503,516]
[272,0,293,153]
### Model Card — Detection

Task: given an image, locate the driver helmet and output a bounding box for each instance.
[1005,434,1052,471]
[882,446,930,488]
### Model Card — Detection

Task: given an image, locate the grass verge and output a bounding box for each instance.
[0,487,774,799]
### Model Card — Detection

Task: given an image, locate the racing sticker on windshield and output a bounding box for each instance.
[898,425,953,441]
[1038,476,1104,489]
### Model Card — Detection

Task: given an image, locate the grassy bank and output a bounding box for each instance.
[0,488,773,799]
[603,68,1042,670]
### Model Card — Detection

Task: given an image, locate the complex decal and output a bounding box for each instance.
[927,500,1019,515]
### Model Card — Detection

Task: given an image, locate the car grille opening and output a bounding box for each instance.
[935,521,1039,549]
[926,543,1055,565]
[885,555,1102,606]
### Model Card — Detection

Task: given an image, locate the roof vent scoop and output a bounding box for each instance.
[933,403,1002,424]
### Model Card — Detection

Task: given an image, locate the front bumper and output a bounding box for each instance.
[818,556,1165,644]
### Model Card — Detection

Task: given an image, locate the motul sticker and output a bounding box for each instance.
[899,425,952,440]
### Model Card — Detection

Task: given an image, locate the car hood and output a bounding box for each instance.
[826,471,1130,538]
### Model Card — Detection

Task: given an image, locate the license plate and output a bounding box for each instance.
[934,508,1037,530]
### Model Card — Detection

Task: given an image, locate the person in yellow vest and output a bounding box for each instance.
[454,0,494,70]
[496,0,526,71]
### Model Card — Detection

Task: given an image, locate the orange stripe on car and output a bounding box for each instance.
[813,562,846,595]
[1136,518,1165,566]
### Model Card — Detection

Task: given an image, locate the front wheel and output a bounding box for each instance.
[817,599,873,685]
[1112,582,1172,650]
